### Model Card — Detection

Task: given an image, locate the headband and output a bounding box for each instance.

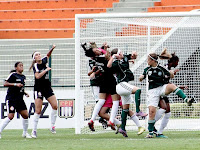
[148,54,158,61]
[32,52,40,60]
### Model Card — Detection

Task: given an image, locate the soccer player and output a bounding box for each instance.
[139,53,194,138]
[0,62,32,139]
[82,42,120,131]
[29,45,57,138]
[107,48,145,137]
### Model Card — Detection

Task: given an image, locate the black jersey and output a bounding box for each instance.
[142,65,170,90]
[88,59,103,86]
[111,54,134,83]
[33,56,51,90]
[5,72,26,101]
[94,55,116,86]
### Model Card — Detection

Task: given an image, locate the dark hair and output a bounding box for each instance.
[81,43,96,57]
[149,53,159,61]
[111,48,119,56]
[10,62,23,73]
[168,53,179,64]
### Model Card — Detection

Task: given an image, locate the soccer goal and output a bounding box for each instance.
[75,10,200,134]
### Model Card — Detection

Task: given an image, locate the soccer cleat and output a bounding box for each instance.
[136,111,148,117]
[118,128,128,137]
[187,97,195,106]
[50,126,56,134]
[145,132,154,138]
[137,127,145,135]
[107,121,116,130]
[22,133,32,139]
[99,118,108,129]
[115,124,121,134]
[156,134,168,138]
[88,120,95,131]
[31,130,37,138]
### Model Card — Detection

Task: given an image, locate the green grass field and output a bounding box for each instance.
[0,129,200,150]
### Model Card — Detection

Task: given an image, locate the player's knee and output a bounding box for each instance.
[52,105,58,110]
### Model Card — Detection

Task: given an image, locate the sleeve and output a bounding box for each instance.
[5,73,15,82]
[33,63,39,73]
[42,56,48,64]
[142,67,149,79]
[125,54,132,60]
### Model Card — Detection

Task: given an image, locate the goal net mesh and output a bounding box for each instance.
[76,12,200,134]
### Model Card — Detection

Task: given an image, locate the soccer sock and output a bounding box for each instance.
[155,108,166,121]
[51,109,57,128]
[135,89,141,113]
[174,88,188,102]
[148,119,156,132]
[33,113,40,132]
[114,118,121,126]
[158,112,171,134]
[109,100,119,123]
[0,117,11,133]
[91,99,105,121]
[131,114,141,127]
[121,109,129,130]
[22,118,29,135]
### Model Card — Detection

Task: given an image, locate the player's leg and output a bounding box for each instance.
[32,96,43,138]
[153,99,167,135]
[47,95,58,134]
[128,110,145,135]
[157,102,170,138]
[146,88,160,138]
[19,109,32,138]
[165,83,194,105]
[133,89,148,118]
[108,94,120,128]
[88,93,106,131]
[0,100,15,139]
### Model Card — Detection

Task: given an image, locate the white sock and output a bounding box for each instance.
[32,113,40,132]
[91,99,105,121]
[114,118,121,126]
[0,117,11,133]
[51,109,57,128]
[109,101,119,123]
[155,108,166,121]
[131,114,141,127]
[158,112,171,134]
[22,118,29,135]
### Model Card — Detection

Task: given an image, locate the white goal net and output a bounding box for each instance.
[75,11,200,134]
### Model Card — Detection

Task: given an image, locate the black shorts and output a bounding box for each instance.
[6,99,27,113]
[160,96,169,103]
[34,86,54,100]
[99,83,117,95]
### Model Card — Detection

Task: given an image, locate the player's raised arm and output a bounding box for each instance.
[47,44,56,58]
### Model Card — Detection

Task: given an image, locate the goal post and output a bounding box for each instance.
[75,11,200,134]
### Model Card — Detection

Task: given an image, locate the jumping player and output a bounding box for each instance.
[107,48,145,137]
[82,42,120,131]
[29,45,57,138]
[0,62,32,139]
[139,53,194,138]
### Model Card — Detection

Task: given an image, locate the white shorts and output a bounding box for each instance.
[91,86,99,101]
[147,84,167,107]
[116,82,136,105]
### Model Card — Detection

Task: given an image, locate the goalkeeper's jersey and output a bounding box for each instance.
[142,64,170,90]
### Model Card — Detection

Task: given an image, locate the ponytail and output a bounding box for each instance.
[29,60,36,71]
